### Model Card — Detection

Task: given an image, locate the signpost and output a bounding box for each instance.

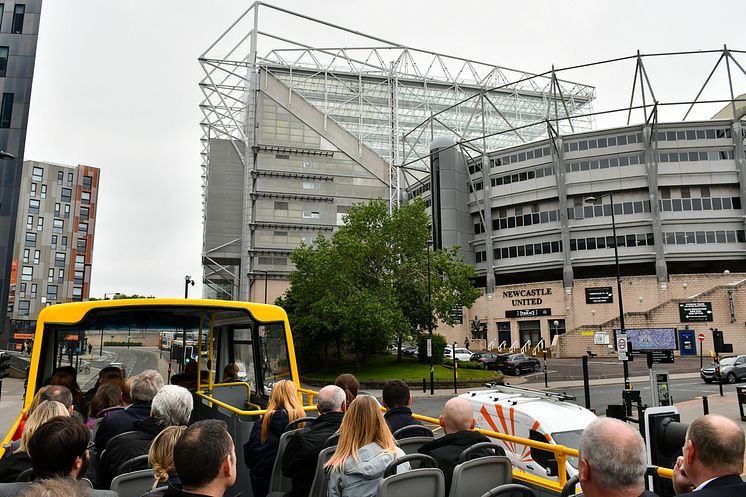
[585,287,614,304]
[617,335,628,361]
[698,333,705,369]
[679,302,713,322]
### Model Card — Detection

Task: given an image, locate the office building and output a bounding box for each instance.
[0,1,43,344]
[6,160,99,348]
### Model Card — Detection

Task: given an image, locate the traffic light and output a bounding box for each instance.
[644,406,688,496]
[184,345,193,364]
[0,352,11,380]
[712,328,733,354]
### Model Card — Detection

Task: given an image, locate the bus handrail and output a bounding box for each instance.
[194,390,318,416]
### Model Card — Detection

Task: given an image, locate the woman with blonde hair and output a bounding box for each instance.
[0,400,70,482]
[243,379,306,497]
[148,425,187,489]
[327,395,409,497]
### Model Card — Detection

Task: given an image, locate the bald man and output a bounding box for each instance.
[418,397,503,493]
[672,414,746,496]
[578,418,658,497]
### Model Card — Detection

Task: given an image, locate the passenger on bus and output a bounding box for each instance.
[221,363,240,383]
[81,366,124,415]
[334,374,359,406]
[97,384,193,489]
[86,383,125,430]
[418,397,498,493]
[149,425,187,490]
[11,477,102,497]
[326,395,409,497]
[164,420,237,497]
[243,380,306,497]
[282,385,346,497]
[381,380,426,438]
[94,370,163,452]
[48,370,84,413]
[578,418,657,497]
[672,414,746,496]
[10,385,74,442]
[0,401,70,483]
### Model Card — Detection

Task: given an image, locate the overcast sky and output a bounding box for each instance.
[23,1,746,299]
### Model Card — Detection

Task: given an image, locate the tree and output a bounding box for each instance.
[277,198,481,370]
[89,293,155,301]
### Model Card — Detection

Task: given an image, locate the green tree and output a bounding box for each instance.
[278,198,480,371]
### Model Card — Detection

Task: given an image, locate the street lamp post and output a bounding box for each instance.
[426,240,434,395]
[184,275,195,299]
[183,276,194,372]
[586,193,630,389]
[256,270,269,304]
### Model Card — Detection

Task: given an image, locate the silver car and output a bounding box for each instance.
[700,355,746,384]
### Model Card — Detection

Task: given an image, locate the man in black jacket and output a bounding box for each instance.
[282,385,346,497]
[672,414,746,496]
[418,397,500,493]
[97,385,192,489]
[382,380,429,438]
[94,370,163,451]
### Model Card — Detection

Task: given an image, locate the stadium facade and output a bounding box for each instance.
[201,5,746,357]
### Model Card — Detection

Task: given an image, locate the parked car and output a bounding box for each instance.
[701,355,746,384]
[444,347,473,361]
[494,353,541,375]
[470,352,500,369]
[107,362,127,377]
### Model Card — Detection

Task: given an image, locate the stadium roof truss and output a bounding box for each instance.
[198,1,596,215]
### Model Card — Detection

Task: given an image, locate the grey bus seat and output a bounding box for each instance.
[378,454,443,497]
[268,428,301,493]
[396,436,437,462]
[15,468,33,482]
[480,484,537,497]
[308,445,336,497]
[392,425,434,440]
[285,416,315,431]
[448,455,512,497]
[117,454,150,475]
[110,468,155,497]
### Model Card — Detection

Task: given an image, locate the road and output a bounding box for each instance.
[78,346,167,389]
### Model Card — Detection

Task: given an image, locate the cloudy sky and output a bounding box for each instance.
[23,1,746,298]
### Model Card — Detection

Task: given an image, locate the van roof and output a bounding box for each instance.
[462,388,597,434]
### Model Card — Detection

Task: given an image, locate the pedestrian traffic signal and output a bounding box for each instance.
[0,352,11,380]
[643,406,688,496]
[184,345,193,364]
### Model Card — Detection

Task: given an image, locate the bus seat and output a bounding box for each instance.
[211,383,253,411]
[308,445,336,497]
[15,468,33,482]
[285,417,315,431]
[110,469,155,497]
[480,484,536,497]
[448,456,512,497]
[377,456,443,497]
[268,429,301,494]
[116,454,150,475]
[392,425,434,440]
[396,437,437,465]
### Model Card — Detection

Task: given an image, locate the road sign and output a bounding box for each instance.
[426,338,432,358]
[617,334,628,361]
[697,333,705,341]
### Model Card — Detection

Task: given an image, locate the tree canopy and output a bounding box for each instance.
[277,198,481,370]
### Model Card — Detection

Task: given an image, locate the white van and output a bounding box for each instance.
[461,384,596,481]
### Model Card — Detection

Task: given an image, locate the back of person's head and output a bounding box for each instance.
[687,414,745,475]
[222,363,239,380]
[27,416,89,479]
[122,376,133,404]
[98,366,123,380]
[151,385,193,426]
[174,419,235,490]
[317,385,346,414]
[382,380,410,409]
[18,478,90,497]
[88,383,123,418]
[130,369,164,403]
[149,425,187,485]
[18,400,70,453]
[440,397,474,433]
[579,418,646,492]
[326,395,395,471]
[262,380,305,443]
[28,385,73,415]
[49,371,79,395]
[99,371,125,390]
[334,374,359,405]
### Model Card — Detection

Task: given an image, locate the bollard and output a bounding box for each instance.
[422,378,426,393]
[702,395,709,415]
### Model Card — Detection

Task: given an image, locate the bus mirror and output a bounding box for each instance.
[545,458,559,477]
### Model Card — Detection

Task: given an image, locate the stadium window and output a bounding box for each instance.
[0,92,12,128]
[83,175,93,189]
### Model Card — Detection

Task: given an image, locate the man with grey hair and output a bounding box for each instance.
[282,385,346,497]
[97,384,193,488]
[672,414,746,496]
[94,369,164,451]
[578,418,657,497]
